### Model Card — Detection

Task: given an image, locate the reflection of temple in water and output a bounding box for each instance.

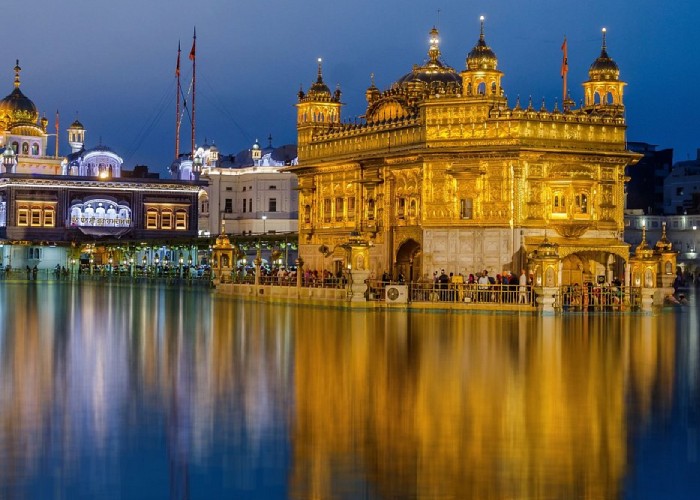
[289,311,676,499]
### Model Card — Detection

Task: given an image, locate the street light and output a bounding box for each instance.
[261,214,267,234]
[2,147,16,173]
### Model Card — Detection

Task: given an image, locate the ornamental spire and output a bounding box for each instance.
[428,26,441,62]
[601,27,607,52]
[317,57,324,83]
[480,15,485,41]
[13,59,20,89]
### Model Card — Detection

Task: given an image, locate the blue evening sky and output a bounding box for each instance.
[4,0,699,174]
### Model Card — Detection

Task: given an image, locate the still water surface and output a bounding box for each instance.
[0,282,698,499]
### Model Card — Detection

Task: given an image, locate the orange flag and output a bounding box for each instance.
[561,37,568,78]
[189,28,196,61]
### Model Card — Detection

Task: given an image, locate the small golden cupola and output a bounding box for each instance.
[634,224,655,259]
[296,58,342,131]
[582,28,626,109]
[462,16,504,98]
[653,221,673,253]
[394,27,461,90]
[365,73,380,106]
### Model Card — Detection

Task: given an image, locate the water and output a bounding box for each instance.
[0,282,698,499]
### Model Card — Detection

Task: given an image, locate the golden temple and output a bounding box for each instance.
[288,20,641,286]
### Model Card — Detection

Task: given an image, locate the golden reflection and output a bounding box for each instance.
[290,311,677,499]
[0,284,681,497]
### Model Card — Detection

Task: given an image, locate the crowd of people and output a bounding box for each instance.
[368,268,534,304]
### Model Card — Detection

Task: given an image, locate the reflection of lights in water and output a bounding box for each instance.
[0,284,690,497]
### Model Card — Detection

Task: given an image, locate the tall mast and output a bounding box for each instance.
[189,27,196,158]
[54,109,59,159]
[175,41,181,160]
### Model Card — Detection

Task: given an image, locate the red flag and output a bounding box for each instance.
[175,42,181,77]
[189,29,196,61]
[560,37,568,78]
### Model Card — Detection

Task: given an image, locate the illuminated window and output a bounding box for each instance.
[31,143,39,155]
[161,211,173,229]
[22,142,29,154]
[553,194,566,214]
[348,197,356,221]
[397,197,406,219]
[146,210,158,229]
[575,193,588,214]
[460,198,473,219]
[323,198,331,223]
[304,204,311,224]
[31,208,42,226]
[335,197,344,221]
[175,211,187,230]
[43,208,55,227]
[17,208,29,226]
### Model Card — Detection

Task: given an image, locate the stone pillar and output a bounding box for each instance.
[349,270,370,302]
[254,252,262,286]
[535,287,558,315]
[296,257,304,288]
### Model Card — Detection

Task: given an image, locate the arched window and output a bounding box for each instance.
[304,204,311,224]
[477,82,486,95]
[31,143,39,155]
[491,82,497,95]
[11,141,18,153]
[146,209,159,229]
[367,199,375,221]
[161,210,173,229]
[22,142,29,154]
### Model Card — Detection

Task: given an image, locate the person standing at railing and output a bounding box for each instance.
[478,271,490,302]
[518,269,528,304]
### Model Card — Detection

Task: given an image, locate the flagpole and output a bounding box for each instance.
[190,27,196,161]
[561,36,568,106]
[54,109,59,159]
[175,41,181,160]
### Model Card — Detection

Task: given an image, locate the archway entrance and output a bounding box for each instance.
[561,251,627,286]
[395,239,421,283]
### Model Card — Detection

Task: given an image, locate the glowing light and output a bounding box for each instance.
[480,15,485,21]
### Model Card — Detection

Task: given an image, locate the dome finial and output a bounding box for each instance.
[428,26,441,62]
[317,57,323,83]
[602,27,607,51]
[370,72,375,87]
[480,16,485,41]
[13,59,20,89]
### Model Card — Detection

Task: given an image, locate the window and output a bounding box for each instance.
[553,194,566,214]
[161,211,173,229]
[243,186,246,192]
[269,185,277,190]
[43,208,55,227]
[225,186,233,191]
[175,211,187,230]
[409,199,417,218]
[31,143,39,155]
[242,199,246,213]
[335,197,344,221]
[304,205,311,224]
[397,197,406,219]
[28,247,41,259]
[17,208,29,226]
[323,198,331,223]
[22,142,29,154]
[367,199,375,221]
[146,210,158,229]
[224,199,233,213]
[460,198,473,219]
[248,199,252,212]
[31,208,42,226]
[348,197,356,221]
[268,198,277,212]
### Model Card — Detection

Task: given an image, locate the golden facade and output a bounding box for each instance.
[289,22,640,284]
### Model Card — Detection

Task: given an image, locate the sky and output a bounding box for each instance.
[4,0,700,175]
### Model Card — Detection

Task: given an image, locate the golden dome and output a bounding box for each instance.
[588,29,620,81]
[395,27,461,87]
[653,222,673,253]
[0,60,39,125]
[466,17,498,71]
[299,58,341,103]
[68,119,85,130]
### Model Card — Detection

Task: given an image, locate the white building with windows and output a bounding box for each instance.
[199,139,298,237]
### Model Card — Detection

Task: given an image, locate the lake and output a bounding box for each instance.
[0,282,698,499]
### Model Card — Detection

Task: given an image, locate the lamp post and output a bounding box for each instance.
[261,214,267,234]
[179,252,184,278]
[70,258,76,279]
[2,147,16,173]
